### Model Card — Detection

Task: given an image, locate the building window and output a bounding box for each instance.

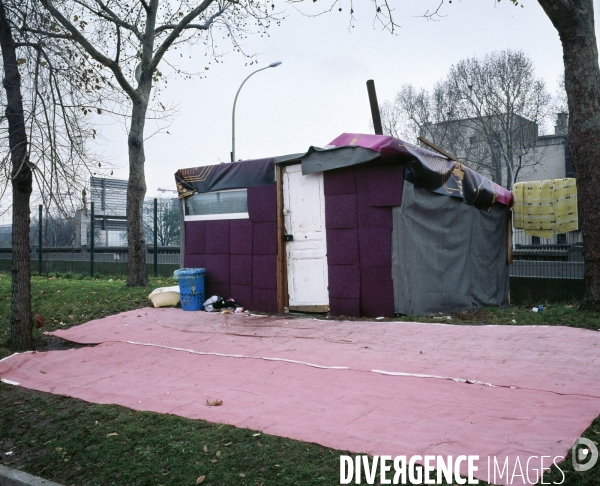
[557,233,567,245]
[184,189,248,221]
[531,236,541,246]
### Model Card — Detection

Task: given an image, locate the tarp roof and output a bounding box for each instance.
[175,157,275,199]
[175,133,513,209]
[293,133,513,210]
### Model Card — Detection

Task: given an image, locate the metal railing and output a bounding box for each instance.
[509,229,585,304]
[0,198,181,279]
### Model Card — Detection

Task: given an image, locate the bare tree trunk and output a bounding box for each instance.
[0,0,34,350]
[126,95,149,287]
[538,0,600,309]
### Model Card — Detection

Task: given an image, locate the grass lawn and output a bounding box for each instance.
[394,304,600,330]
[1,272,599,485]
[0,273,172,359]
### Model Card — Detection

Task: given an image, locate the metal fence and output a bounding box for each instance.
[0,205,588,303]
[0,245,180,278]
[509,228,585,304]
[0,198,181,278]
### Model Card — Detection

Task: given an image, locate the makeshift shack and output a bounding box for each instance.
[175,133,513,317]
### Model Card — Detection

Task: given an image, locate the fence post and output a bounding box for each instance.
[153,198,158,277]
[90,202,94,277]
[38,205,42,276]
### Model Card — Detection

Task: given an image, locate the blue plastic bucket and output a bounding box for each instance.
[176,268,206,311]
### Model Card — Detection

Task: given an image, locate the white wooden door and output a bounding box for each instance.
[283,164,329,308]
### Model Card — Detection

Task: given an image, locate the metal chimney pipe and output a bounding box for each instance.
[366,80,383,135]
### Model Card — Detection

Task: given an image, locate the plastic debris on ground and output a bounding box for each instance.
[204,296,240,312]
[148,286,181,308]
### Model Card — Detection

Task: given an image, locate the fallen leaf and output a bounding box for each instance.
[471,421,476,424]
[55,447,63,451]
[196,476,206,484]
[252,433,260,437]
[90,292,97,295]
[216,451,221,458]
[239,473,246,478]
[224,442,232,446]
[64,458,69,462]
[39,370,46,374]
[210,459,218,463]
[203,445,208,453]
[106,433,118,437]
[206,399,223,407]
[34,313,45,328]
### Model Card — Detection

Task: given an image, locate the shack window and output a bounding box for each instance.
[184,189,248,221]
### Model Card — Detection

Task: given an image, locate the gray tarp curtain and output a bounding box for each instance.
[392,181,509,316]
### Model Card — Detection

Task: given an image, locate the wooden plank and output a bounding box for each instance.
[417,136,460,162]
[275,165,288,313]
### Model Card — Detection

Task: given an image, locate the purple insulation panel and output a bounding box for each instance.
[354,165,372,194]
[206,220,230,254]
[185,221,206,255]
[248,186,277,222]
[356,193,393,229]
[253,254,277,289]
[328,265,360,299]
[358,227,392,266]
[360,264,395,318]
[230,254,252,286]
[184,254,206,270]
[230,284,252,308]
[329,298,360,317]
[206,254,230,283]
[183,182,278,312]
[324,167,356,196]
[324,165,400,318]
[326,229,359,265]
[229,220,253,255]
[368,165,404,207]
[325,194,358,229]
[253,222,277,255]
[207,282,231,301]
[253,288,277,313]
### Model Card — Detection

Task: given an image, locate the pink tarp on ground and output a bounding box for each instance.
[1,308,599,485]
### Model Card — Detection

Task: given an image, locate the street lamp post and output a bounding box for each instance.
[231,61,282,162]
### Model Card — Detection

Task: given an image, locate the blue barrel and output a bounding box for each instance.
[176,268,206,311]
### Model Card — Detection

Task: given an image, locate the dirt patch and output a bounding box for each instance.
[34,334,95,352]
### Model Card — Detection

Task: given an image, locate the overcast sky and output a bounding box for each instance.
[92,0,599,198]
